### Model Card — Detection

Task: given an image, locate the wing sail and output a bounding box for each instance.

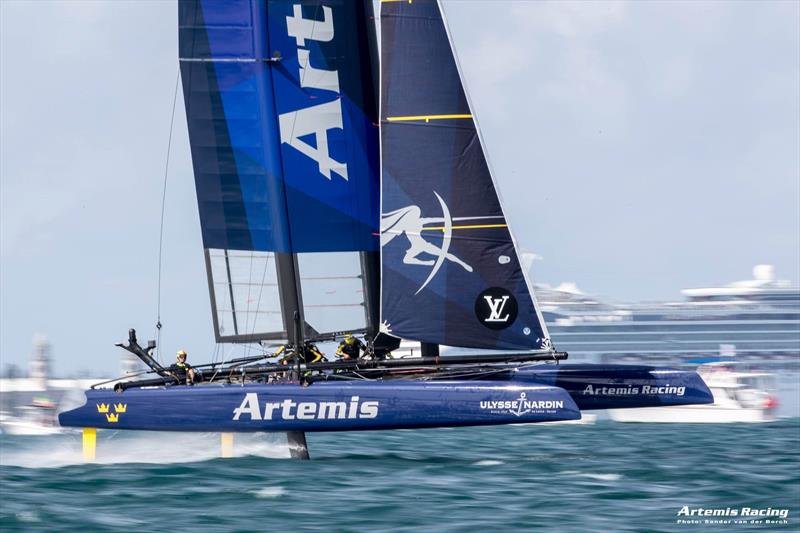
[180,0,379,342]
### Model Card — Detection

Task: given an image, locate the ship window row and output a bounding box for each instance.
[547,322,800,334]
[632,313,800,322]
[594,350,800,359]
[552,339,800,352]
[688,294,800,303]
[596,352,800,364]
[550,331,800,343]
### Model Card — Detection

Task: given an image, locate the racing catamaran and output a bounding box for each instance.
[59,0,713,459]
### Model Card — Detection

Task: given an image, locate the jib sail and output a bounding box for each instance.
[179,0,379,342]
[379,0,550,351]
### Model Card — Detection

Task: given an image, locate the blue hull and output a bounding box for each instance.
[58,365,712,432]
[59,380,580,432]
[511,364,714,410]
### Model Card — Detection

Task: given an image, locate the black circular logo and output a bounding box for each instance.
[475,287,518,330]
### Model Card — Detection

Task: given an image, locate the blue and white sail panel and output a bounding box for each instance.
[266,0,380,253]
[179,0,379,254]
[267,0,378,338]
[180,0,287,253]
[180,0,379,342]
[380,0,550,351]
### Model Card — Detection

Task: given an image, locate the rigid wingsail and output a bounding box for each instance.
[59,0,712,459]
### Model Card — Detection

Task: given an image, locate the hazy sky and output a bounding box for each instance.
[1,1,798,375]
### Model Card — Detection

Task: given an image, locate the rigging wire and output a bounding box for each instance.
[244,251,255,357]
[247,252,273,357]
[155,71,182,361]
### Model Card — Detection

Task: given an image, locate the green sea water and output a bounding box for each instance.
[1,419,799,532]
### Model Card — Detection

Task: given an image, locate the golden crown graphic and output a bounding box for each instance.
[114,403,127,413]
[105,413,119,423]
[96,403,110,413]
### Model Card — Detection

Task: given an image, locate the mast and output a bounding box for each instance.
[360,0,382,340]
[361,251,380,339]
[275,253,304,345]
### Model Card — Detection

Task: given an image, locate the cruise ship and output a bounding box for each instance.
[537,265,800,365]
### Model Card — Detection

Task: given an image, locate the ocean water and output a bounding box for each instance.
[1,419,798,532]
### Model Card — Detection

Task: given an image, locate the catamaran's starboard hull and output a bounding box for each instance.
[510,364,714,410]
[58,380,580,432]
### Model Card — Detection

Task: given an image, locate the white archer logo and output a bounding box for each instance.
[483,295,511,323]
[381,191,474,294]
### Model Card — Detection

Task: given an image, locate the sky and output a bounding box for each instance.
[1,0,798,375]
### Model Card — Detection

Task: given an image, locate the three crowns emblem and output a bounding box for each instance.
[96,402,127,423]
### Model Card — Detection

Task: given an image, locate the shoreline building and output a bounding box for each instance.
[0,336,135,416]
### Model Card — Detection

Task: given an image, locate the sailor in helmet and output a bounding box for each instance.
[274,342,325,365]
[171,349,197,385]
[336,334,365,361]
[303,341,325,364]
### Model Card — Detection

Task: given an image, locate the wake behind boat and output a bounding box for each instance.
[1,398,63,436]
[59,0,712,458]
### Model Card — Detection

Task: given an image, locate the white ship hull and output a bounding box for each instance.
[607,405,773,423]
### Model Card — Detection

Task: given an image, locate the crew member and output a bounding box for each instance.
[275,343,324,381]
[336,334,364,360]
[303,342,325,364]
[172,350,197,384]
[275,344,291,365]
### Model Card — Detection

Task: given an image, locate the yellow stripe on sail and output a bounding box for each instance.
[385,114,472,123]
[422,223,508,232]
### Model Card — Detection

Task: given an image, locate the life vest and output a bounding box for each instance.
[304,344,323,363]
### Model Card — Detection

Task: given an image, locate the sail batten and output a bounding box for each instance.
[385,114,473,122]
[379,0,550,351]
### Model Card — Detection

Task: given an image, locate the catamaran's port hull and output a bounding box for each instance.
[58,380,580,432]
